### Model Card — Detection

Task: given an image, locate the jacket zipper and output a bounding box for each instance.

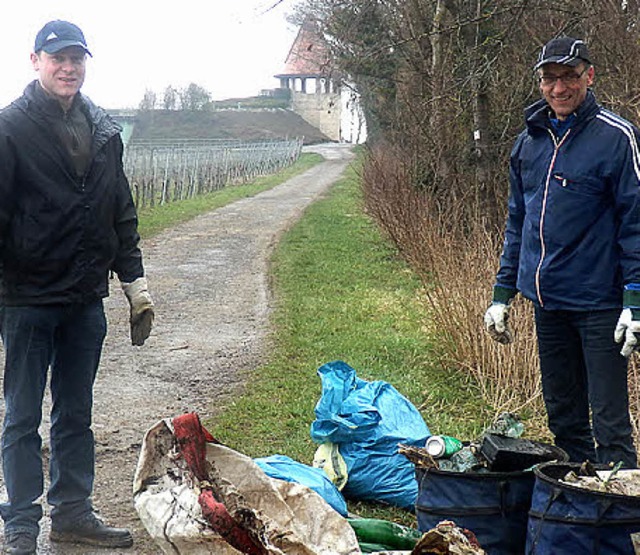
[535,129,571,307]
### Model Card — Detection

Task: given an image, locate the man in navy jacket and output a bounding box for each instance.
[0,20,154,554]
[484,36,640,468]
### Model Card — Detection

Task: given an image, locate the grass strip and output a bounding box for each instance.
[207,157,490,520]
[137,153,324,239]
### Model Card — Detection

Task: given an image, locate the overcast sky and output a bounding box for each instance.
[0,0,300,109]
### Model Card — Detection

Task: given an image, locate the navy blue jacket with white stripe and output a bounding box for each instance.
[495,90,640,311]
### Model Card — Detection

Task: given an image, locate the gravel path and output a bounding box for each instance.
[0,143,355,554]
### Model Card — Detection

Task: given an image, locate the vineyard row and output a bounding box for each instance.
[123,138,304,209]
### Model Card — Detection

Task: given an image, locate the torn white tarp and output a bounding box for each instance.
[133,414,361,555]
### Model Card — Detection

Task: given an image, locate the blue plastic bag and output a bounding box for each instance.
[310,360,430,510]
[254,454,348,516]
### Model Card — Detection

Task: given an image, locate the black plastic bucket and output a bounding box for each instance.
[415,444,567,555]
[526,462,640,554]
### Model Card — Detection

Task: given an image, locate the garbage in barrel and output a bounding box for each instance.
[404,414,567,555]
[526,461,640,554]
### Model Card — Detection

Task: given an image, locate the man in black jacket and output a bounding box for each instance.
[0,20,154,554]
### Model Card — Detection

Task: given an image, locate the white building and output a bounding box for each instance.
[274,20,367,144]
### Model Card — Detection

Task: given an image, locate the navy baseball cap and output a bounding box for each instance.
[534,36,590,70]
[34,20,92,56]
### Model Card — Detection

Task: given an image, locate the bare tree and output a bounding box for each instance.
[179,83,213,111]
[162,85,179,110]
[138,89,157,111]
[295,0,640,226]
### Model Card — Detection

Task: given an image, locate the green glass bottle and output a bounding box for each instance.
[348,518,423,552]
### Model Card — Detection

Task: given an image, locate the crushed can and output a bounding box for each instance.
[426,435,463,458]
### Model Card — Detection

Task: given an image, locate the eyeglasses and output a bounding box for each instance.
[539,66,589,86]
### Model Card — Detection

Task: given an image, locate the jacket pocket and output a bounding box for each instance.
[550,172,606,197]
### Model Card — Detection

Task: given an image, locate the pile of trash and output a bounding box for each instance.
[130,361,492,553]
[133,412,486,554]
[401,412,563,474]
[560,462,640,496]
[133,413,361,554]
[128,359,640,554]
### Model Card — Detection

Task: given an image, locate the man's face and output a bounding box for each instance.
[30,46,86,108]
[538,62,594,120]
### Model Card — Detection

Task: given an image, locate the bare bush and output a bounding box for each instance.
[629,360,640,443]
[363,144,547,428]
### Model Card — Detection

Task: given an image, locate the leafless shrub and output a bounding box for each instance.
[629,360,640,443]
[363,144,546,429]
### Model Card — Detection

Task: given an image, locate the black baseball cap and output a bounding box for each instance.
[534,36,590,70]
[34,20,92,56]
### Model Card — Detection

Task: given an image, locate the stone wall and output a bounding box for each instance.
[291,91,341,142]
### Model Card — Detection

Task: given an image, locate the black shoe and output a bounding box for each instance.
[3,532,36,555]
[50,513,133,548]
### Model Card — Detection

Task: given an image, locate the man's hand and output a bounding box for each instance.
[614,308,640,358]
[121,277,154,346]
[484,302,513,344]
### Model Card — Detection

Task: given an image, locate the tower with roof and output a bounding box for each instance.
[274,20,366,144]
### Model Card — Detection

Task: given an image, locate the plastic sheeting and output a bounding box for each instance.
[255,454,348,516]
[133,414,361,554]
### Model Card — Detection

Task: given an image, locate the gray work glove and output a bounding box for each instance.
[484,302,513,344]
[614,308,640,358]
[121,277,154,346]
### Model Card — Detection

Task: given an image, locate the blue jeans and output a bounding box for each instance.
[0,301,106,535]
[534,307,637,468]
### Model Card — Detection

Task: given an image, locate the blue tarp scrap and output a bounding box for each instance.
[254,454,349,517]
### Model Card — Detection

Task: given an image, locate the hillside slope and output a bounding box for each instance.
[131,109,331,145]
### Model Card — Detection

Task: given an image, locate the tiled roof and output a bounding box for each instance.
[275,20,331,77]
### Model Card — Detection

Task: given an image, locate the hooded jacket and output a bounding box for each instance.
[495,90,640,310]
[0,80,143,306]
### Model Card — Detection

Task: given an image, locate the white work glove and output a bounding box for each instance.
[484,302,513,344]
[614,308,640,358]
[121,277,155,346]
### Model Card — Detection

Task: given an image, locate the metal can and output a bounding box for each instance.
[425,435,463,458]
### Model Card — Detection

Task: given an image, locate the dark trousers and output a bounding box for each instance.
[0,301,106,535]
[534,307,637,468]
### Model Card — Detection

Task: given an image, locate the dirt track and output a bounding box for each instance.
[0,143,355,554]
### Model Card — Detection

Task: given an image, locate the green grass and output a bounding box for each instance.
[136,153,323,238]
[205,157,491,521]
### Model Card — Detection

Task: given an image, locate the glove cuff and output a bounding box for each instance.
[623,285,640,306]
[121,276,149,298]
[623,285,640,320]
[492,285,517,305]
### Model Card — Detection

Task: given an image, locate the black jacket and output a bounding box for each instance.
[0,80,144,306]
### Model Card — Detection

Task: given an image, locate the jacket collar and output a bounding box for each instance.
[28,80,86,119]
[524,89,599,133]
[16,80,122,145]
